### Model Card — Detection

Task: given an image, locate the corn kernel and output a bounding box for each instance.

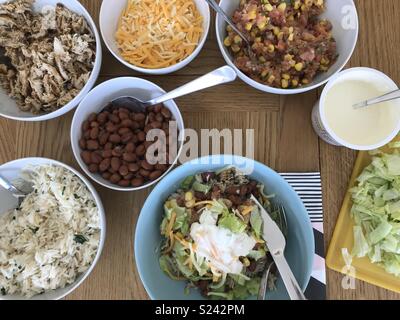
[277,32,284,40]
[226,25,233,32]
[282,73,290,80]
[284,54,293,61]
[281,79,289,88]
[248,10,257,20]
[277,2,286,12]
[255,37,262,43]
[288,33,294,41]
[264,3,273,11]
[261,70,268,78]
[273,27,280,36]
[233,35,242,44]
[259,56,266,63]
[245,22,253,31]
[267,44,275,53]
[223,37,232,47]
[294,0,301,9]
[257,21,266,30]
[185,191,193,201]
[231,44,240,52]
[321,57,330,65]
[267,74,275,84]
[185,199,195,208]
[295,62,304,71]
[302,78,309,84]
[292,79,299,87]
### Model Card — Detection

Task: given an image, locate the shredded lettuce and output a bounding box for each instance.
[247,248,266,261]
[180,175,195,190]
[209,276,261,300]
[159,255,182,280]
[352,226,369,258]
[192,181,211,194]
[249,207,262,237]
[218,213,247,233]
[349,150,400,276]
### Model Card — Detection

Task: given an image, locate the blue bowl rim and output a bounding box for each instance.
[134,155,315,300]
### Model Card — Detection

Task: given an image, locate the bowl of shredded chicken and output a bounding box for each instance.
[0,158,105,300]
[0,0,102,121]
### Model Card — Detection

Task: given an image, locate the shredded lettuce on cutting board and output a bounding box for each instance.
[348,143,400,276]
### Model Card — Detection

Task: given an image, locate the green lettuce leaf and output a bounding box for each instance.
[250,207,262,237]
[218,213,247,233]
[247,248,266,261]
[350,150,400,277]
[352,226,369,258]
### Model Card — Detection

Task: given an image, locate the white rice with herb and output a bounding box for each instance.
[0,165,100,297]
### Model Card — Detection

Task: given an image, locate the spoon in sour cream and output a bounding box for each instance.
[353,89,400,109]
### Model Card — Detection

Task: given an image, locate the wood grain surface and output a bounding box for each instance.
[0,0,399,300]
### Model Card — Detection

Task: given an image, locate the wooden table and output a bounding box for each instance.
[0,0,399,300]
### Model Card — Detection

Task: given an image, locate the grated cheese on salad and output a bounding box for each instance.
[0,165,100,297]
[115,0,203,69]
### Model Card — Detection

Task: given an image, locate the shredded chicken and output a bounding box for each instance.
[0,0,95,114]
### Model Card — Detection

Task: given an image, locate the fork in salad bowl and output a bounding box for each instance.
[257,203,287,300]
[251,195,307,300]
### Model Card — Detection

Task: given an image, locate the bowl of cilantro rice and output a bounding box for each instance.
[134,155,314,300]
[0,157,105,300]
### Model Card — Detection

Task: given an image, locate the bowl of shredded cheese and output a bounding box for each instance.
[100,0,210,74]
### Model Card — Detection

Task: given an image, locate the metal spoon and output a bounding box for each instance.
[0,174,27,207]
[353,89,400,109]
[110,65,237,112]
[204,0,257,62]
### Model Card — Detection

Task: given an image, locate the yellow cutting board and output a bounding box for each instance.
[326,136,400,294]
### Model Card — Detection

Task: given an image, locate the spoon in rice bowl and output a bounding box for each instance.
[0,174,28,207]
[110,65,237,112]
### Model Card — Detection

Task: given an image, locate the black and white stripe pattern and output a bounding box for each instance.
[280,172,326,300]
[280,173,323,223]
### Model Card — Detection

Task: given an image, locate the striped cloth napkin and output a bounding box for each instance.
[280,172,326,300]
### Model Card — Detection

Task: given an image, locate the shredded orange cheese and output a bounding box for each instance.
[115,0,203,69]
[166,211,177,235]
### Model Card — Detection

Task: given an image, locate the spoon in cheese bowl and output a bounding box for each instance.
[110,66,237,113]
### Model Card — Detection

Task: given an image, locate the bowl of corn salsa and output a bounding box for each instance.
[216,0,359,95]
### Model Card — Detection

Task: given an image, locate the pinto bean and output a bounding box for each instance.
[149,170,163,180]
[131,177,144,187]
[81,151,91,165]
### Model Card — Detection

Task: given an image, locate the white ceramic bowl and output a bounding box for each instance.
[99,0,210,75]
[216,0,359,95]
[71,77,185,191]
[0,157,106,300]
[0,0,102,121]
[313,67,400,151]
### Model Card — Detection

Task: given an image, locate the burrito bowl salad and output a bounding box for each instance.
[159,167,280,300]
[224,0,338,89]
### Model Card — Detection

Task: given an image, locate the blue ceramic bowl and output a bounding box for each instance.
[134,155,314,300]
